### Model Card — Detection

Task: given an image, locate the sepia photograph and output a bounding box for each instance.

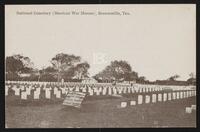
[5,4,196,128]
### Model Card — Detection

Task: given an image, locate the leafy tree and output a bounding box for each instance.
[168,74,180,81]
[189,72,195,79]
[94,60,136,82]
[6,55,24,74]
[136,76,146,84]
[125,71,138,81]
[50,53,90,82]
[6,54,34,80]
[50,53,81,81]
[42,66,57,73]
[187,72,196,85]
[73,62,90,79]
[37,66,57,81]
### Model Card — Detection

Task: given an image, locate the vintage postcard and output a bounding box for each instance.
[5,4,196,128]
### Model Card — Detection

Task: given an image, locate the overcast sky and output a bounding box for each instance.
[5,5,196,81]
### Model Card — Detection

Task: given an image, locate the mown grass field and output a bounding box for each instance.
[5,93,196,128]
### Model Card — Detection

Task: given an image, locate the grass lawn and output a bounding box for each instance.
[5,94,196,128]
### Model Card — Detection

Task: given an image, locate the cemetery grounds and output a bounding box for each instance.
[5,82,196,128]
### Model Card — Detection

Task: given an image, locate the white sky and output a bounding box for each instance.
[5,4,196,81]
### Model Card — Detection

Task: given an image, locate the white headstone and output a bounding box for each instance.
[191,91,194,96]
[5,87,8,96]
[31,86,35,90]
[36,88,40,92]
[145,95,150,104]
[89,89,94,96]
[26,88,31,95]
[130,100,136,105]
[176,92,180,99]
[153,88,155,92]
[187,91,190,97]
[75,87,80,92]
[190,91,192,97]
[113,88,117,95]
[163,93,167,102]
[191,105,196,110]
[21,91,27,100]
[155,88,158,91]
[60,88,65,94]
[148,88,151,92]
[185,91,188,98]
[190,91,193,97]
[172,92,176,100]
[15,88,20,96]
[95,90,100,95]
[138,95,143,104]
[118,89,122,94]
[69,87,74,91]
[150,88,153,92]
[34,91,40,99]
[146,88,149,93]
[152,94,157,103]
[120,102,127,108]
[135,87,139,93]
[65,89,69,94]
[142,88,145,93]
[123,88,127,94]
[139,88,142,93]
[45,89,51,99]
[20,86,25,91]
[88,87,92,93]
[108,87,112,95]
[82,87,87,93]
[185,107,192,114]
[188,91,190,97]
[158,94,162,102]
[131,87,135,93]
[102,88,107,95]
[127,87,131,93]
[183,91,186,98]
[56,91,61,98]
[99,87,102,93]
[156,87,158,91]
[61,78,64,84]
[54,88,58,94]
[168,93,172,100]
[180,92,183,99]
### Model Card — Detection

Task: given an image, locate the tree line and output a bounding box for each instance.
[5,53,196,85]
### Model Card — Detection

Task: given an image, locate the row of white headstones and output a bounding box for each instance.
[118,90,196,108]
[5,84,195,100]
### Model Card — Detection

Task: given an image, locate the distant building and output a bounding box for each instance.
[82,77,97,84]
[123,80,136,84]
[187,78,196,85]
[18,73,31,77]
[118,80,136,86]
